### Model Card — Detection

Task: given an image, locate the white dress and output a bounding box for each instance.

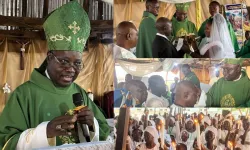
[199,13,236,58]
[187,130,197,150]
[217,129,228,149]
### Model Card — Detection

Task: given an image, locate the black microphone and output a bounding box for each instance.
[73,93,91,142]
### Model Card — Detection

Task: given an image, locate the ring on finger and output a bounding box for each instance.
[56,125,62,130]
[56,125,66,131]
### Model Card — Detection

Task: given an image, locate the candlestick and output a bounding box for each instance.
[87,89,94,101]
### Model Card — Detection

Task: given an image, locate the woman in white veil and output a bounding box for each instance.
[200,13,236,58]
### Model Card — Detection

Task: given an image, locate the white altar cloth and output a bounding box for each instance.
[34,141,114,150]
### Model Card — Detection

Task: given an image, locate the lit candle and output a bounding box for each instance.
[228,141,233,150]
[87,89,94,101]
[172,141,176,149]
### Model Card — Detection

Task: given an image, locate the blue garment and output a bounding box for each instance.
[114,88,128,107]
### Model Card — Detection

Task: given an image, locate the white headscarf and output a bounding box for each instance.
[185,118,194,124]
[200,13,236,58]
[205,126,218,139]
[148,120,156,127]
[181,129,189,136]
[202,116,211,126]
[210,13,236,58]
[144,126,159,145]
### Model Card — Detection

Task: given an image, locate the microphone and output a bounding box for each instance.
[73,93,91,142]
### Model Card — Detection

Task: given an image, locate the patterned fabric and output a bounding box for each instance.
[43,0,90,52]
[223,58,244,66]
[175,2,191,12]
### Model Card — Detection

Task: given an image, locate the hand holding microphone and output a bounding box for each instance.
[73,93,94,142]
[76,107,94,127]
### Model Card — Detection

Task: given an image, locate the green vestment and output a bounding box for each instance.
[183,72,201,89]
[236,40,250,58]
[198,17,239,52]
[0,66,110,149]
[206,71,250,107]
[136,11,157,58]
[172,17,197,37]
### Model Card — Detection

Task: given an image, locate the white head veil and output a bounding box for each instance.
[144,126,159,145]
[148,120,156,127]
[200,13,236,58]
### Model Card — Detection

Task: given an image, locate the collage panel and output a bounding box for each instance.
[114,58,250,108]
[0,0,114,150]
[114,0,250,59]
[114,107,250,150]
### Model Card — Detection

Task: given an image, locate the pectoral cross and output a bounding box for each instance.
[16,40,30,70]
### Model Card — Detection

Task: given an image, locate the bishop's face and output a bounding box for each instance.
[222,63,241,81]
[47,51,82,87]
[176,10,187,22]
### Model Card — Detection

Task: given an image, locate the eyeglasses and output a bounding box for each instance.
[50,53,84,71]
[149,5,160,10]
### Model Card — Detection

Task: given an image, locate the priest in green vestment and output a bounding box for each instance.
[0,1,110,150]
[136,0,159,58]
[172,2,197,38]
[181,64,200,89]
[198,1,239,52]
[236,31,250,58]
[206,59,250,107]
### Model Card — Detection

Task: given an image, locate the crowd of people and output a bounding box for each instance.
[114,58,250,108]
[114,0,250,59]
[114,108,250,150]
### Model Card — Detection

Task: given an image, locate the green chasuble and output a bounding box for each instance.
[172,17,197,37]
[206,71,250,107]
[136,11,157,58]
[183,72,201,89]
[198,17,239,52]
[236,40,250,58]
[0,68,110,149]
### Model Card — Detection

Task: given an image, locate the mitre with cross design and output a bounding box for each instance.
[43,0,90,53]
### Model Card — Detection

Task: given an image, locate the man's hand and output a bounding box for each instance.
[77,107,94,127]
[47,114,77,138]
